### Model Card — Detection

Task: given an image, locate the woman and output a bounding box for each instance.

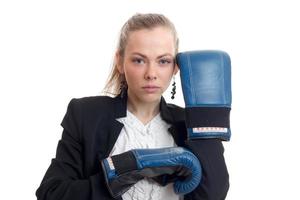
[36,13,229,200]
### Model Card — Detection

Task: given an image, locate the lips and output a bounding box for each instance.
[142,85,160,93]
[143,85,159,88]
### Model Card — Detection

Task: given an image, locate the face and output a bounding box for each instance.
[117,26,178,103]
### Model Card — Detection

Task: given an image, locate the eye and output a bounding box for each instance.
[132,58,145,64]
[159,59,172,65]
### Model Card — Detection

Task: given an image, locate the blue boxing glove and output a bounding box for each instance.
[101,147,202,198]
[176,50,232,141]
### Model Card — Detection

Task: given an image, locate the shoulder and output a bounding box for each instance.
[71,95,115,109]
[65,95,117,120]
[166,103,184,116]
[160,98,185,123]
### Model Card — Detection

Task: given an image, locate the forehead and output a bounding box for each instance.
[125,27,175,56]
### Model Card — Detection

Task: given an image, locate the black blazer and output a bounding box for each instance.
[36,93,229,200]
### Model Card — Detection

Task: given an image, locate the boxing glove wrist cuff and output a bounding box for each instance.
[111,151,137,175]
[185,107,230,127]
[185,107,231,141]
[102,151,138,181]
[101,151,142,198]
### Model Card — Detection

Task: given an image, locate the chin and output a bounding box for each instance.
[140,93,162,103]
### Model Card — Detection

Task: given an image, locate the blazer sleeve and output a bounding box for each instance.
[184,139,230,200]
[35,99,110,200]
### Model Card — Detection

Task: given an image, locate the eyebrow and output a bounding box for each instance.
[131,52,174,59]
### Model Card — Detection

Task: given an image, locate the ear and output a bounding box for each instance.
[115,51,124,74]
[173,63,179,75]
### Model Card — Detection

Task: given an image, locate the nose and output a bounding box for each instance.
[144,62,157,80]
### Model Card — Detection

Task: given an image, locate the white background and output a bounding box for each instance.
[1,0,300,199]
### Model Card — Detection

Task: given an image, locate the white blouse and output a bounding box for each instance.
[110,110,180,200]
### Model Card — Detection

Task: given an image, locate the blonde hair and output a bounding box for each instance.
[102,13,179,97]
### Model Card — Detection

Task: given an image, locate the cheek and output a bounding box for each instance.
[124,67,141,84]
[158,71,173,90]
[162,68,174,81]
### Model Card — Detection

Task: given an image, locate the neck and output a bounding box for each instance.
[126,91,161,124]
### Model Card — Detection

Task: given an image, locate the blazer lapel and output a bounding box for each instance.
[102,93,127,157]
[160,97,187,146]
